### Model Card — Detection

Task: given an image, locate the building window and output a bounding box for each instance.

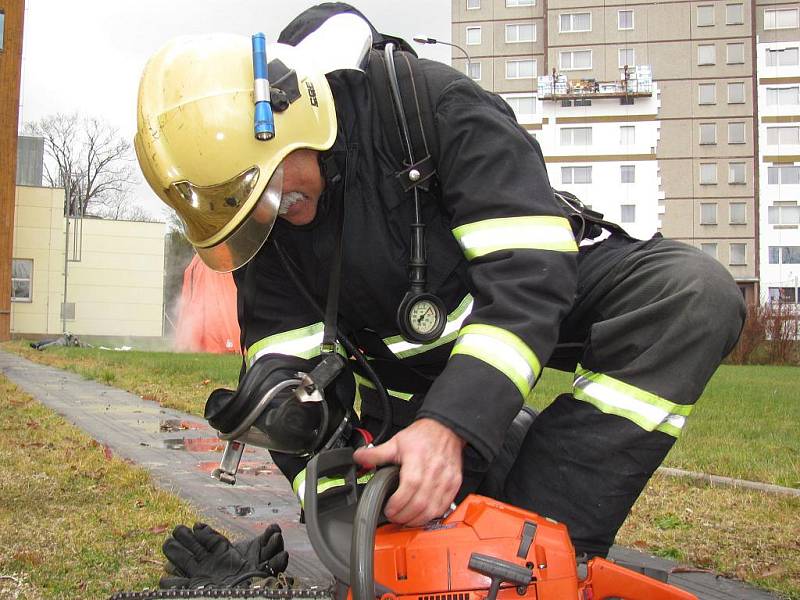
[620,204,636,222]
[11,259,33,302]
[698,83,716,104]
[700,163,718,184]
[698,44,716,65]
[769,246,800,264]
[728,122,746,144]
[729,243,746,265]
[506,0,535,6]
[730,202,747,224]
[701,243,718,258]
[726,3,744,24]
[562,166,592,184]
[701,202,718,224]
[620,165,636,183]
[560,49,592,70]
[618,48,635,68]
[468,61,481,80]
[766,87,799,105]
[764,8,799,30]
[506,23,536,43]
[728,82,745,104]
[560,12,592,32]
[560,127,592,146]
[620,125,636,145]
[727,43,745,64]
[768,204,800,225]
[467,0,480,9]
[729,162,746,184]
[697,5,715,26]
[466,26,481,45]
[768,165,800,184]
[766,47,799,66]
[0,11,5,51]
[768,287,798,303]
[700,123,717,144]
[506,59,537,79]
[503,94,536,119]
[618,10,634,30]
[767,126,800,145]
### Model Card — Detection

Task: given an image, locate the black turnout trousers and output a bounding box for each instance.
[461,233,746,557]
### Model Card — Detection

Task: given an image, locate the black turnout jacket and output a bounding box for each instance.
[233,6,579,476]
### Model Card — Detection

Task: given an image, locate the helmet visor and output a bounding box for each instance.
[187,164,283,272]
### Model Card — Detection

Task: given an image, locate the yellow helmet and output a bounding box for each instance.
[135,34,337,272]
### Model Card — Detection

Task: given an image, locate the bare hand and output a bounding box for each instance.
[353,418,465,527]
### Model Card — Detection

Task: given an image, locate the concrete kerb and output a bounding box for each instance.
[0,349,781,599]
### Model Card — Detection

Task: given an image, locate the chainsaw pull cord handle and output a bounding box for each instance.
[351,465,400,600]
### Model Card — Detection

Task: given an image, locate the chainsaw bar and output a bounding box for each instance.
[108,586,335,600]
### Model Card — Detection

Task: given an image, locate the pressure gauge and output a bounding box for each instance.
[396,291,447,343]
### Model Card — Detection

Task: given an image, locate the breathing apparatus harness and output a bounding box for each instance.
[205,34,395,485]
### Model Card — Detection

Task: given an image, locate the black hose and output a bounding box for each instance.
[351,466,400,600]
[275,241,393,445]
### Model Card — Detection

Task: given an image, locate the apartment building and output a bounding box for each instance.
[449,0,800,304]
[757,3,800,304]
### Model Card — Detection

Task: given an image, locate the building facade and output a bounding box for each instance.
[12,184,166,339]
[452,0,800,304]
[0,0,25,340]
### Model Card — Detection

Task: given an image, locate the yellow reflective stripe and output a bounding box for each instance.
[247,323,325,367]
[452,216,578,260]
[354,373,415,401]
[450,324,541,398]
[572,365,693,438]
[246,323,346,368]
[383,295,474,359]
[292,468,374,508]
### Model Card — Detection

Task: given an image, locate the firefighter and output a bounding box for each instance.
[136,4,745,562]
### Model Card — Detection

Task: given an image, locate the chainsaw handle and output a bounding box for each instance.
[351,465,399,600]
[304,448,361,585]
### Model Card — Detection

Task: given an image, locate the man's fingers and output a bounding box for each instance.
[353,439,398,468]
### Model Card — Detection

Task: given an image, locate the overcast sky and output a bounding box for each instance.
[19,0,452,218]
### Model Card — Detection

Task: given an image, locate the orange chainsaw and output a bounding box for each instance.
[303,448,698,600]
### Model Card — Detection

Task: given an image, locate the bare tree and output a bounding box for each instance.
[23,113,139,218]
[92,188,160,222]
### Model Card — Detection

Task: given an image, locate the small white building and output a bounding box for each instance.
[11,184,166,339]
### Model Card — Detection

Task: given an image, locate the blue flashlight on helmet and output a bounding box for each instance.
[251,33,275,141]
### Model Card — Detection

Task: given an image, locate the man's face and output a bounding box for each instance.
[279,149,325,226]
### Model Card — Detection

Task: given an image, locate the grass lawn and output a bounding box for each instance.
[0,375,200,599]
[2,341,799,598]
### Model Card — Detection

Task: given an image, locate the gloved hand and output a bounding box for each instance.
[159,522,288,589]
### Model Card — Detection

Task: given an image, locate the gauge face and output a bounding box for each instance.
[409,299,442,335]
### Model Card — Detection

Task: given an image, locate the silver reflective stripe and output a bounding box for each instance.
[383,295,474,359]
[246,322,325,367]
[450,324,541,398]
[452,216,578,260]
[572,365,693,438]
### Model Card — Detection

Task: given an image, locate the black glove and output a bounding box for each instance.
[159,523,288,589]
